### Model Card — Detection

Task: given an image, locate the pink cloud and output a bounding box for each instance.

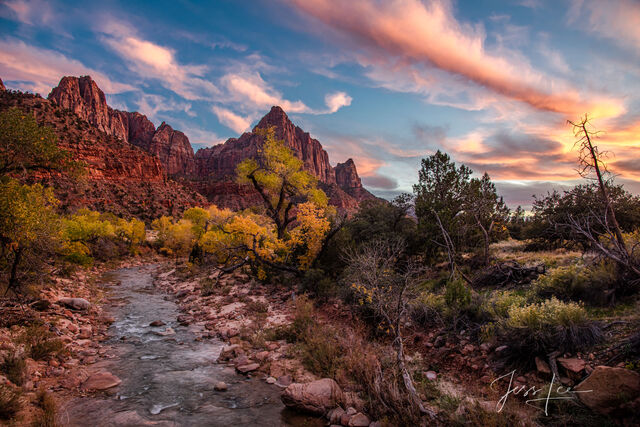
[289,0,623,117]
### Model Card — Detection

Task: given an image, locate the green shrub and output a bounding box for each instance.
[0,384,21,420]
[533,262,617,306]
[297,323,343,378]
[482,290,527,319]
[299,268,336,301]
[0,352,26,386]
[498,298,602,365]
[445,277,471,310]
[246,299,269,314]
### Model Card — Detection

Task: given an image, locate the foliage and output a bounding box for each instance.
[532,261,618,306]
[236,127,329,239]
[0,384,21,420]
[0,351,26,386]
[525,183,640,249]
[0,179,61,292]
[0,107,77,176]
[33,389,58,427]
[413,151,509,264]
[498,298,602,363]
[19,323,65,361]
[62,209,146,263]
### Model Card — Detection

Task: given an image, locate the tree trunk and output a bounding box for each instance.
[394,334,436,418]
[6,247,22,295]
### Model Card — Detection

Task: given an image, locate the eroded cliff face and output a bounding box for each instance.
[48,76,195,177]
[36,75,376,214]
[194,106,376,211]
[1,89,205,220]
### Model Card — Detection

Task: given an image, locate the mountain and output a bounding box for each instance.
[194,106,376,210]
[4,75,376,217]
[48,76,195,177]
[0,87,205,220]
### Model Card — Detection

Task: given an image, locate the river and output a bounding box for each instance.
[58,265,323,426]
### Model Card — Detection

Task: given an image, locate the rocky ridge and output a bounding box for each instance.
[48,76,195,177]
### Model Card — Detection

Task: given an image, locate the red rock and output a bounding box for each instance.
[575,366,640,415]
[348,413,370,427]
[236,363,260,373]
[557,357,586,373]
[81,371,121,391]
[281,378,344,415]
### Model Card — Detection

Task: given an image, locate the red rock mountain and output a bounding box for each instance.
[48,76,195,176]
[195,106,376,210]
[5,75,375,216]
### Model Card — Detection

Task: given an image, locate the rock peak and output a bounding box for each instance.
[255,105,291,131]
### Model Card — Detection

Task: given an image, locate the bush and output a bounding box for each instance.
[33,389,57,427]
[0,352,26,386]
[498,298,602,365]
[482,290,527,319]
[200,277,216,296]
[0,384,21,420]
[297,322,343,378]
[20,324,65,361]
[533,262,618,306]
[299,268,336,301]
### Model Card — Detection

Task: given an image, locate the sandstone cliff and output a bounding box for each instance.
[194,106,376,211]
[48,76,195,177]
[1,89,205,220]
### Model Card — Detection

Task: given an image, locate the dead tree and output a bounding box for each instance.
[344,239,436,419]
[568,115,628,254]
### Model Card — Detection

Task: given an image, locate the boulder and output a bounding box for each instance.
[57,297,91,310]
[214,381,228,391]
[281,378,344,415]
[82,372,121,391]
[236,363,260,374]
[574,366,640,415]
[557,357,586,373]
[149,320,166,327]
[348,413,371,427]
[327,407,345,424]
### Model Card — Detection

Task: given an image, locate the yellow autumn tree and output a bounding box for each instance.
[196,129,337,278]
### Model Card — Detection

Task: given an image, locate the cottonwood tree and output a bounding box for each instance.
[236,127,328,239]
[0,107,76,176]
[345,239,436,419]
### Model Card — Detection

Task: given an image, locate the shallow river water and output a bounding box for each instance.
[59,265,323,426]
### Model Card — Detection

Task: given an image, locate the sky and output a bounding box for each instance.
[1,0,639,208]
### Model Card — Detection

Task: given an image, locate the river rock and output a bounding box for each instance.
[348,412,370,427]
[149,320,166,327]
[281,378,344,415]
[214,381,228,391]
[266,377,277,384]
[82,371,121,391]
[236,363,260,374]
[574,366,640,415]
[57,297,91,310]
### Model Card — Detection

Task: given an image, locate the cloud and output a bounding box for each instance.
[289,0,623,117]
[324,91,352,113]
[568,0,640,54]
[99,20,219,100]
[212,106,253,134]
[362,174,398,190]
[0,38,133,95]
[221,72,309,113]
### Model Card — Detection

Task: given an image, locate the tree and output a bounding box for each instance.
[464,173,510,265]
[0,179,61,293]
[568,115,626,252]
[236,127,328,239]
[345,239,435,419]
[0,107,76,176]
[413,150,472,258]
